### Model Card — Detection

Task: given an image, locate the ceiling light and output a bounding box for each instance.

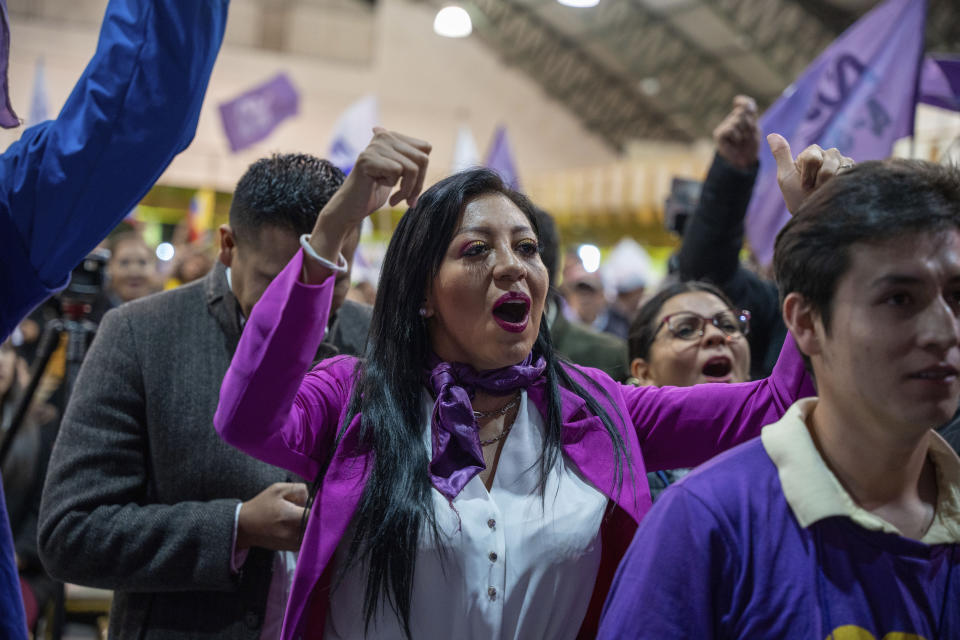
[558,0,600,7]
[434,6,472,38]
[639,77,660,96]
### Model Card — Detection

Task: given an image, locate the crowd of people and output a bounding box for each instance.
[1,1,959,639]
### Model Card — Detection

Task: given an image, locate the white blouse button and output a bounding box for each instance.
[488,586,497,600]
[488,551,498,562]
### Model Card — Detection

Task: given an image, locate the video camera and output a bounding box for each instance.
[51,249,110,322]
[663,177,703,237]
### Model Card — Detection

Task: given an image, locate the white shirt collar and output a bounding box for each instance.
[761,397,960,544]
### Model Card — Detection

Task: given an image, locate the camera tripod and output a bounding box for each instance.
[0,299,98,640]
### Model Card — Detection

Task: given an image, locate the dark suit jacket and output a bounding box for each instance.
[38,264,370,639]
[549,300,630,382]
[676,153,784,379]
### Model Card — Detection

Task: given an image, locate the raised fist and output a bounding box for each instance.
[714,95,760,170]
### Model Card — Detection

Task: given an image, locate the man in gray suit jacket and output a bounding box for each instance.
[38,154,371,639]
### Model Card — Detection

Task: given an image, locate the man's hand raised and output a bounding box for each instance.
[714,95,760,170]
[768,133,854,215]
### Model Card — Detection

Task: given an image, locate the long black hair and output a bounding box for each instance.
[312,168,630,636]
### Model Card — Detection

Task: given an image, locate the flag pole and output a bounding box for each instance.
[908,2,928,160]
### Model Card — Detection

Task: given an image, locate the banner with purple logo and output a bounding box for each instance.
[745,0,926,265]
[219,73,299,153]
[485,125,520,191]
[0,0,19,128]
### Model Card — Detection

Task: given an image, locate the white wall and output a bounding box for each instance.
[0,0,619,191]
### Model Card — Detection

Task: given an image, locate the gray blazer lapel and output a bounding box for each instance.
[204,263,242,353]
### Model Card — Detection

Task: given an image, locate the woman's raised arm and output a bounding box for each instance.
[214,130,431,480]
[214,250,352,480]
[623,332,814,473]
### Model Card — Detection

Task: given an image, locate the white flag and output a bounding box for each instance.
[327,95,379,174]
[451,124,480,174]
[27,57,48,126]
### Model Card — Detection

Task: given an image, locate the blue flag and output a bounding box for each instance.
[484,125,520,191]
[0,0,19,128]
[0,14,27,630]
[745,0,926,265]
[0,472,26,639]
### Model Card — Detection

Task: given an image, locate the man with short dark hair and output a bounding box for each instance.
[599,156,960,639]
[38,154,370,640]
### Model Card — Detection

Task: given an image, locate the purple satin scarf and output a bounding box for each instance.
[425,353,546,500]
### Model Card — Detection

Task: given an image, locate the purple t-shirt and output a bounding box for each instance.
[597,438,960,639]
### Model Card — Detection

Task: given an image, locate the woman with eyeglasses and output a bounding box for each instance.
[627,282,752,499]
[628,282,751,388]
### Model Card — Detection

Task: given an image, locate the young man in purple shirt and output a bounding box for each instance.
[599,150,960,640]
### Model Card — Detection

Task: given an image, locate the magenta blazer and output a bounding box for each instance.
[215,250,814,640]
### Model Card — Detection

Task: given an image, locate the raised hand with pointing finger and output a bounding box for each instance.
[767,133,854,215]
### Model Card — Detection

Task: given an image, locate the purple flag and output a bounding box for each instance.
[485,125,521,190]
[745,0,926,266]
[919,56,960,112]
[0,0,19,128]
[219,73,299,153]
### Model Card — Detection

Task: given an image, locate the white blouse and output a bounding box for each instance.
[324,390,608,639]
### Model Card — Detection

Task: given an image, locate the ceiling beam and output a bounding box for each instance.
[460,0,695,147]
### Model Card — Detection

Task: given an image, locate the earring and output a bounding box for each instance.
[419,307,428,317]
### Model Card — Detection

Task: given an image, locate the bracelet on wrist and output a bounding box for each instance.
[300,234,348,273]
